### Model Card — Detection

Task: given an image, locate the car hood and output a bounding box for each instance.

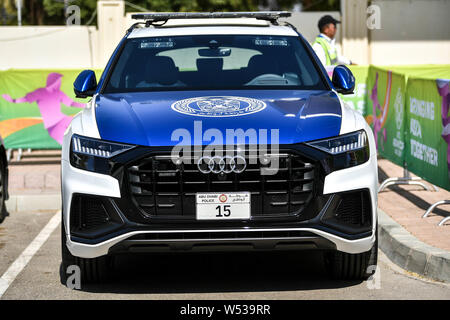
[95,90,342,146]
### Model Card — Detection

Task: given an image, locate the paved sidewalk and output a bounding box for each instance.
[6,162,61,212]
[6,149,61,212]
[9,163,60,195]
[377,158,450,251]
[7,149,61,195]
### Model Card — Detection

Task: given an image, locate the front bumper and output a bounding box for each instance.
[62,141,378,258]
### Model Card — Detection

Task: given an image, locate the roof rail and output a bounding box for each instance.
[131,11,291,24]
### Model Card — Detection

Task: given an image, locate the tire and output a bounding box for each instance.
[61,220,113,285]
[324,231,378,280]
[0,155,7,224]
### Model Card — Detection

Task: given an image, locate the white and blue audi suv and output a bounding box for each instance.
[62,12,378,283]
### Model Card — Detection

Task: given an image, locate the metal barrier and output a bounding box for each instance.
[422,200,450,226]
[378,168,438,193]
[7,148,26,162]
[6,148,61,165]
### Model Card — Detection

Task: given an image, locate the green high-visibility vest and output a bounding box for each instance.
[313,36,338,66]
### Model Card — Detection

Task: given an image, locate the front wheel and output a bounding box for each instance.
[61,220,113,285]
[324,233,378,280]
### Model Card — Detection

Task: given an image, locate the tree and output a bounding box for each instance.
[301,0,340,11]
[42,0,97,25]
[130,0,258,12]
[0,0,16,25]
[4,0,340,26]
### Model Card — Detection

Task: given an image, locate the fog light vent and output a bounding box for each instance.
[70,195,110,231]
[320,189,373,235]
[335,191,371,226]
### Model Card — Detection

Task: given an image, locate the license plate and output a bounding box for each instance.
[196,192,251,220]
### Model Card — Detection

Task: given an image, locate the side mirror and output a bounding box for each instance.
[74,70,97,98]
[332,65,355,95]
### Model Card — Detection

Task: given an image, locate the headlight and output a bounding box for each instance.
[70,134,133,173]
[306,130,367,154]
[305,130,369,170]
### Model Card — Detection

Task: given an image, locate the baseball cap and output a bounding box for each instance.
[318,15,341,31]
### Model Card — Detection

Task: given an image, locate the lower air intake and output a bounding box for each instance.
[321,189,373,234]
[70,195,110,232]
[335,191,372,226]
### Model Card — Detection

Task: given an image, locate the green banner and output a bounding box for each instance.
[365,66,406,167]
[340,65,450,118]
[405,77,450,191]
[340,65,369,116]
[0,69,101,149]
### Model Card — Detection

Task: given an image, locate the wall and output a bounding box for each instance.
[0,26,98,70]
[341,0,369,65]
[369,0,450,65]
[97,0,125,68]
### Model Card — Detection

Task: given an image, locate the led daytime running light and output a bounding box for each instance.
[71,135,132,159]
[307,130,367,155]
[72,136,112,158]
[329,132,366,154]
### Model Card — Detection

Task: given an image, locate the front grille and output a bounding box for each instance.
[126,150,315,219]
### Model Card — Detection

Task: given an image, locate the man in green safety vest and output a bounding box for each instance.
[312,15,354,68]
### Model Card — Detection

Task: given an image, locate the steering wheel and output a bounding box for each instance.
[246,74,289,85]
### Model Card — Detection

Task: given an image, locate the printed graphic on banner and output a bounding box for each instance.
[0,70,101,149]
[1,73,84,145]
[369,71,390,150]
[340,66,368,116]
[438,79,450,182]
[365,67,406,167]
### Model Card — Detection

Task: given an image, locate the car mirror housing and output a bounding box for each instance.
[74,70,97,98]
[332,65,355,95]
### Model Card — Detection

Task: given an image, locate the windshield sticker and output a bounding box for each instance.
[140,41,175,49]
[254,39,288,46]
[171,96,267,117]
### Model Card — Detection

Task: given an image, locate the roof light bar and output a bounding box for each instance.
[131,11,291,22]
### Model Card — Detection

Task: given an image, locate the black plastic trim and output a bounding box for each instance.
[108,235,336,254]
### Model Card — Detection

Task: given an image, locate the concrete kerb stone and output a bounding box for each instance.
[426,251,450,283]
[378,208,450,283]
[406,245,429,275]
[6,194,61,212]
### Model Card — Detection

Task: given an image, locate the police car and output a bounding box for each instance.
[62,12,378,283]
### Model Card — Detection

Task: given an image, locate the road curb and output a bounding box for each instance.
[6,194,61,212]
[378,208,450,283]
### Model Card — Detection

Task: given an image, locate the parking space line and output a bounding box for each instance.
[0,211,61,298]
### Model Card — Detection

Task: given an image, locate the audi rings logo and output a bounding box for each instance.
[197,155,247,174]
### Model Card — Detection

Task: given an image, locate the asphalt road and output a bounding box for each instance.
[0,210,449,300]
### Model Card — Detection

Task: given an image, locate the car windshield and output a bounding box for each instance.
[103,34,327,93]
